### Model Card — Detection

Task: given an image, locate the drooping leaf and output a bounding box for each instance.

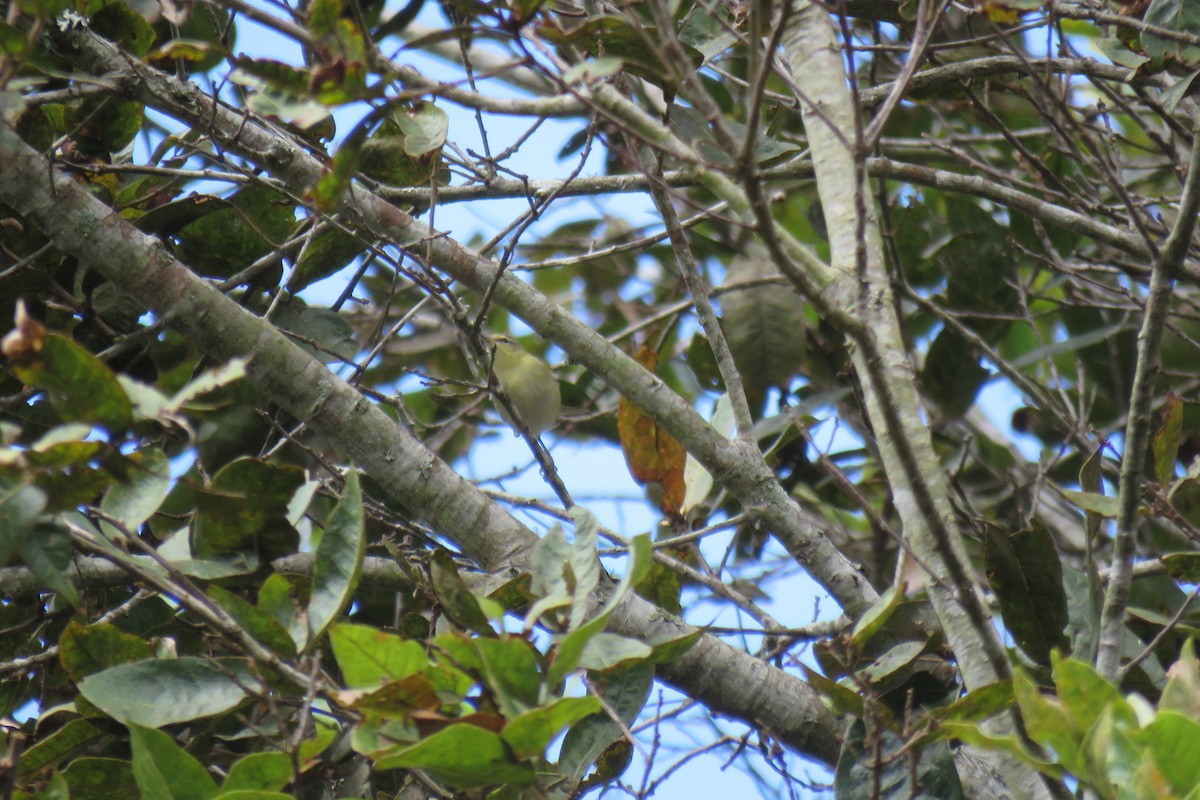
[308,469,365,642]
[721,248,805,414]
[618,346,686,516]
[1154,391,1184,486]
[984,523,1069,665]
[430,549,494,633]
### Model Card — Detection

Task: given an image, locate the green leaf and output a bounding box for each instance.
[62,757,138,800]
[207,585,297,659]
[984,523,1069,665]
[1014,669,1085,776]
[1053,656,1136,738]
[473,636,542,717]
[1144,0,1200,66]
[99,448,169,540]
[1162,551,1200,583]
[1159,638,1200,718]
[532,523,571,601]
[577,633,652,673]
[259,573,308,651]
[307,0,342,37]
[11,333,133,433]
[919,328,990,419]
[501,696,601,760]
[67,95,145,157]
[58,622,152,682]
[537,15,701,90]
[221,752,292,793]
[568,506,601,631]
[308,469,365,643]
[130,725,220,800]
[192,458,303,560]
[430,549,494,633]
[168,359,247,411]
[373,724,535,789]
[835,717,964,800]
[390,102,449,157]
[556,662,653,788]
[16,520,80,605]
[329,623,430,687]
[90,1,156,57]
[78,658,261,727]
[0,479,46,563]
[1061,488,1121,518]
[857,640,925,686]
[801,664,864,718]
[1154,392,1184,486]
[930,681,1016,725]
[17,719,106,779]
[1132,710,1200,795]
[548,533,651,686]
[175,183,296,280]
[562,58,624,85]
[850,583,905,647]
[289,227,364,290]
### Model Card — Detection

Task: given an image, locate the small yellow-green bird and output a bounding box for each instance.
[489,334,561,437]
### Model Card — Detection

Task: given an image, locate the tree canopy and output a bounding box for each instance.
[3,0,1200,799]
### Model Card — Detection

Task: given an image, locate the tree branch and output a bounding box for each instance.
[0,87,846,769]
